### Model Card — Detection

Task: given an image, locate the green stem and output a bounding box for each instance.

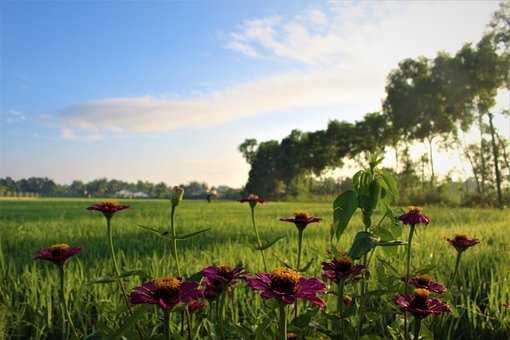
[278,302,287,340]
[356,254,368,340]
[404,224,416,340]
[294,228,304,318]
[164,309,171,340]
[170,205,181,276]
[250,206,267,271]
[59,265,66,340]
[450,251,463,288]
[337,280,345,340]
[106,218,145,340]
[413,318,421,340]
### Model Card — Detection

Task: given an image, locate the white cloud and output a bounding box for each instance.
[2,110,26,123]
[59,1,501,137]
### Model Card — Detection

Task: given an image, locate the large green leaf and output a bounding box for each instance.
[175,228,211,240]
[348,231,379,259]
[331,190,359,242]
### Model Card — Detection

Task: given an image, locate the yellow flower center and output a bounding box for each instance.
[50,243,71,251]
[406,206,423,214]
[293,211,310,220]
[101,200,119,208]
[415,274,432,284]
[218,264,233,273]
[414,288,430,299]
[153,277,182,291]
[271,268,301,284]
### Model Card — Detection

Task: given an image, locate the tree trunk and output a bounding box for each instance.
[465,147,481,195]
[488,112,503,209]
[427,136,435,187]
[497,134,510,183]
[479,112,486,198]
[394,146,399,173]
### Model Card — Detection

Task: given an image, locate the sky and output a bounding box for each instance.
[0,1,508,187]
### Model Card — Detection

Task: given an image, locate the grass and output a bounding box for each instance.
[0,198,509,339]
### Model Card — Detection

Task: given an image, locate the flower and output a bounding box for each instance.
[34,243,81,265]
[399,206,430,226]
[280,212,321,231]
[247,267,326,308]
[171,186,185,207]
[321,255,367,283]
[240,193,264,207]
[129,276,202,310]
[447,234,480,252]
[202,264,247,300]
[394,288,450,319]
[188,299,207,313]
[87,200,129,219]
[407,274,446,294]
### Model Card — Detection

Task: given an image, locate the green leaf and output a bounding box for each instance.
[110,305,148,339]
[299,257,315,272]
[174,228,211,240]
[253,234,285,250]
[137,224,168,237]
[348,231,379,259]
[331,190,359,242]
[378,169,399,202]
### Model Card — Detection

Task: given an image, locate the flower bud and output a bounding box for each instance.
[171,186,184,207]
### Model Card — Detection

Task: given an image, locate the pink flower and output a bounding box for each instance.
[447,234,480,253]
[395,288,450,319]
[240,194,264,207]
[280,212,321,231]
[87,200,129,219]
[202,265,247,300]
[34,243,81,266]
[247,268,326,308]
[129,277,202,310]
[407,274,446,294]
[399,206,430,226]
[321,255,367,283]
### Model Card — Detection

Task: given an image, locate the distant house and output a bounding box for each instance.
[115,190,149,198]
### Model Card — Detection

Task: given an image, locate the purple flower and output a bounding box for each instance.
[87,200,129,219]
[202,264,247,300]
[280,212,321,231]
[34,243,81,266]
[407,274,446,294]
[240,194,265,207]
[247,268,326,308]
[447,234,480,253]
[129,277,202,310]
[399,206,430,226]
[321,255,367,283]
[188,299,207,313]
[394,288,450,319]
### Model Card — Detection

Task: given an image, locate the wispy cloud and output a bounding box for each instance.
[2,110,26,124]
[59,1,499,138]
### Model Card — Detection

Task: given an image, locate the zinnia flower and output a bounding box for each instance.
[399,206,430,226]
[447,234,480,253]
[202,264,247,300]
[321,255,367,283]
[34,243,81,265]
[247,267,326,308]
[394,288,450,319]
[240,193,264,207]
[129,276,202,310]
[87,200,129,219]
[280,212,321,231]
[407,274,446,294]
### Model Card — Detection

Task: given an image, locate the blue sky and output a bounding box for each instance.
[0,1,507,187]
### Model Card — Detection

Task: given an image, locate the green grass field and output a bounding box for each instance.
[1,199,509,339]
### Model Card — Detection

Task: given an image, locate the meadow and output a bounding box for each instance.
[0,198,509,339]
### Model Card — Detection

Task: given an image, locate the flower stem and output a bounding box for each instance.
[356,254,368,340]
[404,224,416,340]
[337,279,345,340]
[59,265,66,340]
[170,205,181,276]
[294,228,304,318]
[164,309,171,340]
[106,218,145,340]
[250,206,267,271]
[278,302,287,340]
[449,251,463,288]
[413,318,421,340]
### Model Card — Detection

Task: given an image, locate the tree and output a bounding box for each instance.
[238,139,258,165]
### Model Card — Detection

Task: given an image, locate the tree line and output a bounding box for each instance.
[239,1,510,208]
[0,176,241,200]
